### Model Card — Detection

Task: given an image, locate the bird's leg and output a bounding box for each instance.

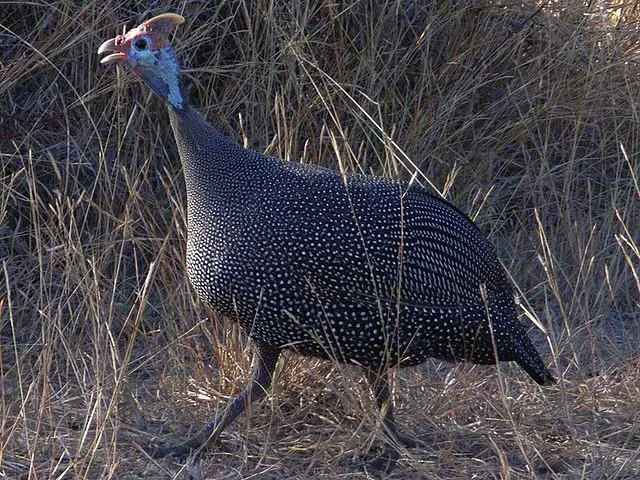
[145,344,281,458]
[362,369,416,473]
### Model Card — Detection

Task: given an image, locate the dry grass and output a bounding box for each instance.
[1,0,639,478]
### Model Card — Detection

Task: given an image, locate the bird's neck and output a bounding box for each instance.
[167,103,249,216]
[138,47,185,109]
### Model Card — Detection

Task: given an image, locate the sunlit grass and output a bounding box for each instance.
[1,1,639,478]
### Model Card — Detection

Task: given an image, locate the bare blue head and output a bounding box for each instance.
[98,13,186,109]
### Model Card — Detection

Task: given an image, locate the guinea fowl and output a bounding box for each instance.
[98,13,555,471]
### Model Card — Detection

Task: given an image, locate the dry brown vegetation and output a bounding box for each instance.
[1,0,639,478]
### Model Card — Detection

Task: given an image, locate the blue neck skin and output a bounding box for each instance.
[136,46,185,110]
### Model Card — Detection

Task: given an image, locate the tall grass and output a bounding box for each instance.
[1,1,638,478]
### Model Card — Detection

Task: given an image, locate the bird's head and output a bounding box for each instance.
[98,13,186,108]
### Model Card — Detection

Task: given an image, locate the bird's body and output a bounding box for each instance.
[172,105,550,382]
[99,13,555,472]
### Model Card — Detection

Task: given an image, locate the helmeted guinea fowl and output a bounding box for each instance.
[98,13,555,471]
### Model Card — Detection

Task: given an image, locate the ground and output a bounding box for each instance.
[1,1,639,478]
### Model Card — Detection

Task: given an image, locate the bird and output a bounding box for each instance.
[98,13,555,472]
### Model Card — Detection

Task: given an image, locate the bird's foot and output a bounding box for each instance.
[140,421,223,459]
[395,431,420,449]
[141,436,224,459]
[360,446,399,475]
[142,441,195,459]
[355,433,419,474]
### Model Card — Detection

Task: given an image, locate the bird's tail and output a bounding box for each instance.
[515,340,556,386]
[488,295,556,386]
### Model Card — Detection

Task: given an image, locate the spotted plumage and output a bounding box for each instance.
[174,106,552,383]
[99,13,555,472]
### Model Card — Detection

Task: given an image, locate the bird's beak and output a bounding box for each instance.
[98,37,126,64]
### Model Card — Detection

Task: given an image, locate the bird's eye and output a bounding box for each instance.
[134,37,149,50]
